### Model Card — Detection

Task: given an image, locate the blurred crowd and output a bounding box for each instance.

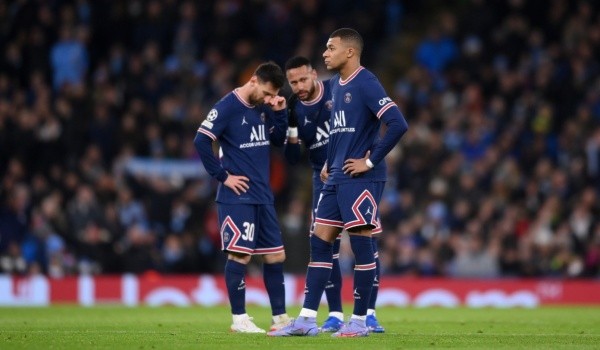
[373,0,600,278]
[0,0,599,279]
[0,0,396,277]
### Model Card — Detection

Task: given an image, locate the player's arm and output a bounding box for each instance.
[363,78,408,166]
[193,108,249,195]
[368,101,408,166]
[284,95,302,164]
[265,95,288,147]
[343,79,408,176]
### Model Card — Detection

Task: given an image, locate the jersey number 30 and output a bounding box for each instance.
[242,222,255,241]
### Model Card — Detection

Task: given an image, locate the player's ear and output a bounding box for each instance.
[311,68,317,79]
[347,48,354,58]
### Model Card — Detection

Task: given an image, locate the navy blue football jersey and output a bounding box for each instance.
[197,89,287,204]
[292,79,333,171]
[326,67,403,184]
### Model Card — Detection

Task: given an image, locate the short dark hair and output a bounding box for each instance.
[254,61,285,89]
[284,56,311,71]
[330,28,364,55]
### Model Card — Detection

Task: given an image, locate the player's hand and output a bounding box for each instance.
[320,163,329,182]
[265,95,287,111]
[224,173,250,195]
[343,151,371,176]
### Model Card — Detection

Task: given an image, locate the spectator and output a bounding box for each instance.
[0,1,599,279]
[50,26,88,90]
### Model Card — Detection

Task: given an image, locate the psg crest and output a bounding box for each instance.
[344,93,352,103]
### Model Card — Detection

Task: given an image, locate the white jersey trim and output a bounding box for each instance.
[300,80,324,106]
[198,128,216,141]
[376,102,397,119]
[233,89,255,108]
[339,66,364,86]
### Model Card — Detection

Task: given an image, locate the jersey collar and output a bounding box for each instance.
[339,66,364,86]
[300,80,324,106]
[233,88,255,108]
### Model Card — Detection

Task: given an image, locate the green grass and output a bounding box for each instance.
[0,306,599,349]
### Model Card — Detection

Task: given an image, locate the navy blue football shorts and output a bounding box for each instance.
[314,181,383,234]
[218,203,284,255]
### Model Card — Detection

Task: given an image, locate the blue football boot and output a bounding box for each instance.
[320,316,344,333]
[366,314,385,333]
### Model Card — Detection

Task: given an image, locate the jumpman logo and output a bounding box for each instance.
[304,116,312,126]
[353,288,360,299]
[241,116,248,125]
[238,278,246,290]
[365,206,373,216]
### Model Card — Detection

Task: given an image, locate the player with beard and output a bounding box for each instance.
[194,61,291,333]
[283,56,385,333]
[270,28,407,338]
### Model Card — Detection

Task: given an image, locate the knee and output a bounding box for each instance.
[228,252,251,264]
[313,224,341,243]
[263,251,286,264]
[347,225,372,237]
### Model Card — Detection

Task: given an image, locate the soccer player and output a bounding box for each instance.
[194,62,291,333]
[283,56,385,333]
[269,28,408,337]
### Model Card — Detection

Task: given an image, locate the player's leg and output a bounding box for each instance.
[366,234,385,333]
[256,204,290,331]
[219,204,265,333]
[367,185,386,333]
[268,223,340,336]
[310,175,344,332]
[269,185,342,337]
[331,184,382,337]
[329,227,374,338]
[321,234,344,332]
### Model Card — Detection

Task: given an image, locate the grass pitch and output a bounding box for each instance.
[1,306,599,349]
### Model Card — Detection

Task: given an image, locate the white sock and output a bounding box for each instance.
[232,313,249,322]
[329,311,344,321]
[367,309,376,316]
[299,308,318,318]
[351,314,366,322]
[272,313,288,322]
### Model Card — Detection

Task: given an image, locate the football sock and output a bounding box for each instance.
[368,237,380,310]
[350,235,375,317]
[263,262,286,316]
[302,235,333,312]
[325,236,343,313]
[225,259,247,315]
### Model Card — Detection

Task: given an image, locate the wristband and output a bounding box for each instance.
[288,127,298,138]
[366,158,374,169]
